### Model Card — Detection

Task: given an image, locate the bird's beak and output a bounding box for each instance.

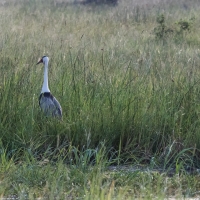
[36,59,43,65]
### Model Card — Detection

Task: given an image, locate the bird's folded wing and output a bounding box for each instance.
[52,96,62,117]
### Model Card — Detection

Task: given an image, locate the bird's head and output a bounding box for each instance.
[36,56,49,65]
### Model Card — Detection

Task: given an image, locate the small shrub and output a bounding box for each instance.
[153,14,194,41]
[153,14,174,39]
[178,20,191,31]
[176,18,194,34]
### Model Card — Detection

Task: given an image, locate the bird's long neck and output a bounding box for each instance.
[41,60,50,93]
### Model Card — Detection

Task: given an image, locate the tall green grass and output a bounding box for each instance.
[0,0,200,159]
[1,0,200,198]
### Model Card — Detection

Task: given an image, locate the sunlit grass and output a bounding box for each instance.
[1,0,200,199]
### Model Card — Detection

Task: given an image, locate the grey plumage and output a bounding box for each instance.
[39,92,62,119]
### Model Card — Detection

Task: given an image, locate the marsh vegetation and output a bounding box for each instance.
[1,0,200,199]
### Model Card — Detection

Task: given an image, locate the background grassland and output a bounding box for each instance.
[1,0,200,199]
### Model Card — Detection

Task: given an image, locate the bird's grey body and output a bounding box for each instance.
[39,92,62,119]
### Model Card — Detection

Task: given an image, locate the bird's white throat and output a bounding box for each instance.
[41,59,50,93]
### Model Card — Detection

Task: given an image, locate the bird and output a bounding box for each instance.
[37,56,62,148]
[36,56,62,120]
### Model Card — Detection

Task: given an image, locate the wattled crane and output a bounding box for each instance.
[37,56,62,147]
